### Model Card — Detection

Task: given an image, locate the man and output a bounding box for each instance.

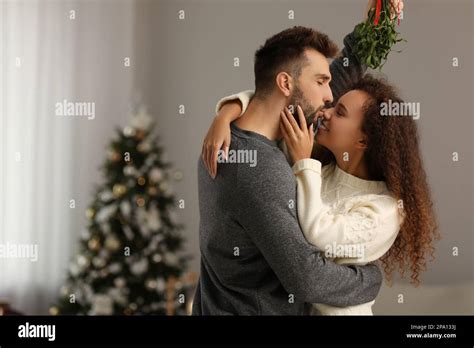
[194,1,403,315]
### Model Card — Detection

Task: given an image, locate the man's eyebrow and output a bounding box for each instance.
[315,73,331,81]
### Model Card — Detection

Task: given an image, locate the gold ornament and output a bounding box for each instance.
[113,184,127,198]
[137,177,146,186]
[135,130,146,141]
[148,186,158,196]
[123,126,136,137]
[86,208,95,220]
[105,235,121,251]
[114,277,126,288]
[137,141,151,153]
[88,236,101,251]
[49,306,59,316]
[109,150,121,162]
[92,256,106,268]
[136,196,146,207]
[159,182,169,191]
[146,278,157,290]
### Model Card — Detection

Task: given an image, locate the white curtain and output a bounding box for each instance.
[1,0,135,314]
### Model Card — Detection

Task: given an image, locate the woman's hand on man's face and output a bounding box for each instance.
[280,105,315,164]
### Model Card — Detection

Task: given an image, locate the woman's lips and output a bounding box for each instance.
[314,111,329,132]
[320,122,329,131]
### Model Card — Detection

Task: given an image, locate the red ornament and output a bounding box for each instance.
[374,0,382,26]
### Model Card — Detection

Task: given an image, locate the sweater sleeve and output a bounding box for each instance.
[329,26,368,103]
[292,158,402,265]
[215,90,255,116]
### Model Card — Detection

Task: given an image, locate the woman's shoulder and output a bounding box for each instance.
[321,162,336,178]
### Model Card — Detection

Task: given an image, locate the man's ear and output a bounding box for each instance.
[275,72,293,97]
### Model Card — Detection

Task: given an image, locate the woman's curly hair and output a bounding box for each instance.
[313,74,440,286]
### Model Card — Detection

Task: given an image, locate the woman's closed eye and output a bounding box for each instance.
[335,105,345,117]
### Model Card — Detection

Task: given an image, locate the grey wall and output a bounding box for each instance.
[132,0,474,313]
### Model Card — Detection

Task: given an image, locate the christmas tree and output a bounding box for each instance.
[51,106,190,315]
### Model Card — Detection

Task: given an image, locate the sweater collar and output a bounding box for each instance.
[230,122,279,148]
[332,162,387,192]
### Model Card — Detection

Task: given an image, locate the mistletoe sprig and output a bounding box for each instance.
[353,0,406,70]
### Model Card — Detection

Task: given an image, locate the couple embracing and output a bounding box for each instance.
[193,0,438,315]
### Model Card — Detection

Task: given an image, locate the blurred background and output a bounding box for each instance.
[0,0,472,315]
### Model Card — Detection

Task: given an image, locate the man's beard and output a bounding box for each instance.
[289,84,320,128]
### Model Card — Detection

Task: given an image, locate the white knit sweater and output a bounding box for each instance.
[216,90,404,315]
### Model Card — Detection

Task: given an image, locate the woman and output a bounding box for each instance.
[201,75,439,315]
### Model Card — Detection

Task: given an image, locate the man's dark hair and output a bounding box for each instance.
[254,26,339,100]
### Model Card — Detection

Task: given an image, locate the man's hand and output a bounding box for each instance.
[366,0,404,20]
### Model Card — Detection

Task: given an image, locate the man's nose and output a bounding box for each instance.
[323,86,334,105]
[323,109,331,120]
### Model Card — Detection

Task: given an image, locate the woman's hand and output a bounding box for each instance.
[280,105,315,164]
[201,101,242,178]
[366,0,404,20]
